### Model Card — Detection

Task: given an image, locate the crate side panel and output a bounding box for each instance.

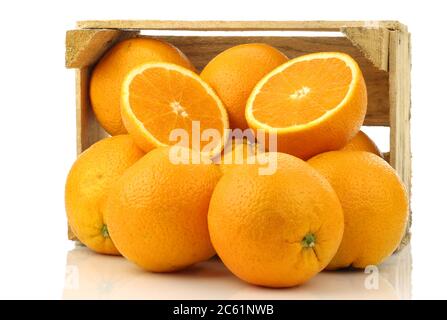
[76,68,108,155]
[152,35,389,126]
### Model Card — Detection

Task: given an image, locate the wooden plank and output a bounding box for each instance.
[77,20,407,32]
[151,35,390,126]
[342,27,389,71]
[383,152,390,164]
[389,31,412,194]
[389,30,412,249]
[76,68,108,156]
[66,29,138,68]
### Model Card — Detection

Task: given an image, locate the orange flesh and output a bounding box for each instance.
[252,58,352,127]
[128,67,225,149]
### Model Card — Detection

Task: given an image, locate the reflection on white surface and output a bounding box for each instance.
[63,244,411,300]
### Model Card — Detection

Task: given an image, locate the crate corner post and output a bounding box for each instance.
[388,25,412,248]
[341,25,390,72]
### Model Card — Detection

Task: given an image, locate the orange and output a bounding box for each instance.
[208,152,344,287]
[121,63,229,158]
[308,151,409,269]
[201,43,288,130]
[340,130,382,157]
[104,147,221,272]
[90,38,195,135]
[65,135,145,255]
[246,52,367,160]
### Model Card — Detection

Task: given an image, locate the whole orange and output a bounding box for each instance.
[201,43,288,130]
[104,147,221,272]
[340,130,382,157]
[90,38,195,135]
[65,135,145,255]
[208,152,344,287]
[308,151,409,269]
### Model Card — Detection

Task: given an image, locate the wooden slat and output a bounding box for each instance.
[151,35,390,126]
[75,68,108,156]
[389,31,412,194]
[383,152,390,164]
[66,29,138,68]
[342,27,389,71]
[77,20,407,32]
[389,30,412,249]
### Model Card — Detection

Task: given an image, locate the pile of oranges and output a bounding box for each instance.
[65,38,409,287]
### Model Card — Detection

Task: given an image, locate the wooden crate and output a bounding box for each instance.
[65,20,412,246]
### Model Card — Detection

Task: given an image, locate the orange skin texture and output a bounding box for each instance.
[246,53,367,160]
[104,147,221,272]
[90,38,196,135]
[201,43,288,130]
[65,135,145,255]
[340,130,382,157]
[308,151,409,270]
[208,152,344,287]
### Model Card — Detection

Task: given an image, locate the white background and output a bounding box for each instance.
[0,0,446,299]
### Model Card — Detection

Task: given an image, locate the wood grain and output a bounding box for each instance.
[75,68,108,156]
[66,29,138,68]
[77,20,407,32]
[389,31,412,194]
[389,30,412,249]
[342,27,390,71]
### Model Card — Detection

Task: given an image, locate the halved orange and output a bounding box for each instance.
[121,63,229,158]
[246,52,367,160]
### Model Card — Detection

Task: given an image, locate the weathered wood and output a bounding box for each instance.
[342,27,390,71]
[77,20,407,32]
[389,31,412,195]
[66,29,138,68]
[389,30,412,249]
[150,35,390,126]
[76,68,108,156]
[383,151,390,164]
